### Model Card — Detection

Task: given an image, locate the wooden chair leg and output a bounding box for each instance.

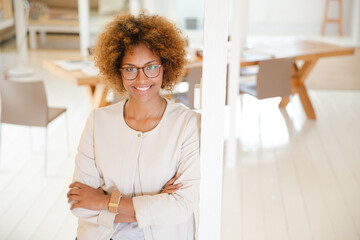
[322,0,330,35]
[279,96,290,108]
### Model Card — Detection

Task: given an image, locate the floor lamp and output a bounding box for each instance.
[8,0,34,77]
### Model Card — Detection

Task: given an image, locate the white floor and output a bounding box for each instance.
[222,92,360,240]
[0,35,360,239]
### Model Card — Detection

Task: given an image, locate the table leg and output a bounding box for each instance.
[293,58,318,120]
[93,84,109,108]
[297,84,316,120]
[85,85,95,107]
[85,84,110,108]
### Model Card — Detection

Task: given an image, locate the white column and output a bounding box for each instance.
[78,0,90,57]
[8,0,34,77]
[129,0,141,15]
[143,0,156,14]
[352,0,360,42]
[226,0,242,167]
[239,0,249,48]
[198,0,229,239]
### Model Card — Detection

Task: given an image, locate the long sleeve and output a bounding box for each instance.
[132,113,201,228]
[71,110,116,230]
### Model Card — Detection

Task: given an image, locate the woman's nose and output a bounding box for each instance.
[135,69,148,82]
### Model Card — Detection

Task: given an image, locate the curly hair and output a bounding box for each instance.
[93,12,187,94]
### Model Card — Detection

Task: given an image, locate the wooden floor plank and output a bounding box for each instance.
[274,146,313,240]
[311,92,360,237]
[241,151,265,240]
[289,135,336,240]
[259,150,288,240]
[221,165,243,240]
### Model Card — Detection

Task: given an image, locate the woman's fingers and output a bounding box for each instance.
[167,183,182,189]
[162,183,183,193]
[163,188,178,194]
[67,188,80,197]
[166,173,182,186]
[67,195,81,203]
[161,173,183,194]
[69,181,86,189]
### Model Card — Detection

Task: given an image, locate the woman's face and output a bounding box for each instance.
[121,44,163,103]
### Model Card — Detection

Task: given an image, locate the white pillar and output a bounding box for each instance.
[198,0,229,239]
[78,0,90,57]
[129,0,141,15]
[239,0,249,48]
[8,0,34,77]
[352,0,360,42]
[226,0,242,168]
[143,0,156,14]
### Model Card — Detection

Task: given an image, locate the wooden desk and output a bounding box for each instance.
[240,38,355,120]
[43,38,355,118]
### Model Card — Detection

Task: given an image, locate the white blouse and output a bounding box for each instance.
[71,99,201,240]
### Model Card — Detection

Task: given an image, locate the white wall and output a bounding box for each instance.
[147,0,178,24]
[155,0,357,36]
[248,0,355,35]
[177,0,204,29]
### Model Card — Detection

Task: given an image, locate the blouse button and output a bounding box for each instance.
[137,133,141,138]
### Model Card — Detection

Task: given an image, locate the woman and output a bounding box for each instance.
[66,13,201,240]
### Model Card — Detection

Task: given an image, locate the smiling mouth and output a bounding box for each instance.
[133,85,152,92]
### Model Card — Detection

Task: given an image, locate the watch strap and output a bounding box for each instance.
[109,190,121,213]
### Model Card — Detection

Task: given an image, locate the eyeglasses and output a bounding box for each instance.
[120,64,162,80]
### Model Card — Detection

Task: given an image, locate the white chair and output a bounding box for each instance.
[0,79,69,176]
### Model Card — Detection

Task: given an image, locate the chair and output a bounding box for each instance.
[0,79,69,176]
[239,57,294,138]
[161,66,202,109]
[239,57,293,102]
[185,66,202,109]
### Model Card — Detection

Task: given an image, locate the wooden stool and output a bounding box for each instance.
[322,0,343,36]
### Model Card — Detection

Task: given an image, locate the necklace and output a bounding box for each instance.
[125,98,165,131]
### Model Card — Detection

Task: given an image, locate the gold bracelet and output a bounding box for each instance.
[109,190,121,214]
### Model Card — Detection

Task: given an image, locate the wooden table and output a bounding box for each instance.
[43,38,355,118]
[43,58,109,108]
[240,37,355,120]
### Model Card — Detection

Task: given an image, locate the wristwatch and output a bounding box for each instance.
[108,190,122,214]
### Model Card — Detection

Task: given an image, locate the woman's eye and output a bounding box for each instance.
[125,68,137,72]
[146,65,158,71]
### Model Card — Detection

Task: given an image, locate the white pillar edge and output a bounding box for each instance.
[226,0,242,168]
[198,0,229,239]
[78,0,90,57]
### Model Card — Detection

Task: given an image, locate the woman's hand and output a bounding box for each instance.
[67,182,110,211]
[161,173,183,194]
